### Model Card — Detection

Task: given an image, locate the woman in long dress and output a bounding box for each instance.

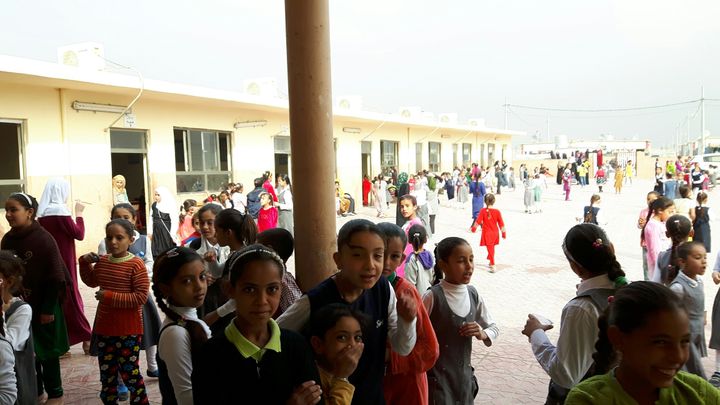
[373,175,388,217]
[149,186,178,259]
[37,178,93,353]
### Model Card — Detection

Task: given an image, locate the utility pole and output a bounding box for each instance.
[504,97,509,130]
[700,86,706,155]
[546,113,551,143]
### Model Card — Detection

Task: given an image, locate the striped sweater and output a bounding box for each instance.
[79,253,149,336]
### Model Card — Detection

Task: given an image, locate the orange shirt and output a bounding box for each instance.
[79,254,149,336]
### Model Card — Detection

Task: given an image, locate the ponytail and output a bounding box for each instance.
[591,311,617,375]
[153,283,208,356]
[664,215,692,284]
[432,244,443,286]
[407,224,427,253]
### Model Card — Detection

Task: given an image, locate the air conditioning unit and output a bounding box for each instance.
[398,106,422,119]
[438,113,458,125]
[468,118,486,127]
[337,95,363,111]
[57,42,106,70]
[243,78,279,98]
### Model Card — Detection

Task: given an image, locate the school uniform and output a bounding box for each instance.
[0,335,17,405]
[157,305,211,405]
[693,206,711,253]
[4,297,37,405]
[193,319,322,405]
[670,271,707,379]
[277,276,418,405]
[529,275,614,402]
[423,281,498,405]
[190,237,230,318]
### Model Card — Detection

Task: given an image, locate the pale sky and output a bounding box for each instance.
[2,0,719,148]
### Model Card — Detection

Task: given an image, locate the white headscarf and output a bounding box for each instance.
[154,186,179,236]
[37,178,72,217]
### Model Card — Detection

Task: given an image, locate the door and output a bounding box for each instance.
[110,129,150,234]
[361,141,372,178]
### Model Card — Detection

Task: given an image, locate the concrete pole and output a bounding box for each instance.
[700,86,706,155]
[284,0,337,291]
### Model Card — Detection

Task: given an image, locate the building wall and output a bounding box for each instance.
[0,80,513,254]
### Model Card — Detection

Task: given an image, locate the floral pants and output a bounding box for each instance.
[97,335,148,404]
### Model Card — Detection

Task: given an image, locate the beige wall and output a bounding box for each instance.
[0,79,514,253]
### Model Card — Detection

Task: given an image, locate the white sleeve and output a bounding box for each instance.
[422,290,434,314]
[0,338,16,405]
[387,286,417,356]
[98,239,107,256]
[5,303,32,351]
[216,299,237,318]
[475,295,499,343]
[279,190,294,210]
[144,237,154,277]
[276,295,311,332]
[158,325,195,405]
[529,302,598,389]
[670,283,685,298]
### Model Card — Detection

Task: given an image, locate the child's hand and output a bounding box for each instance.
[521,314,553,340]
[713,272,720,285]
[459,321,488,342]
[39,314,55,324]
[286,381,322,405]
[396,291,417,322]
[204,251,217,263]
[333,342,364,379]
[81,253,100,263]
[95,289,105,302]
[74,201,85,216]
[502,232,506,239]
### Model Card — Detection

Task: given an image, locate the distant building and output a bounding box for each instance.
[0,51,523,251]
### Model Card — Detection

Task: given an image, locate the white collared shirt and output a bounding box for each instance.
[670,270,700,298]
[158,305,211,405]
[530,274,614,389]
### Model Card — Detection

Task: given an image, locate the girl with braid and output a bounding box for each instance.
[566,282,719,404]
[650,214,692,285]
[153,247,210,405]
[522,224,628,404]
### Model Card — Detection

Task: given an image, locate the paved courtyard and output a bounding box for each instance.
[59,177,719,404]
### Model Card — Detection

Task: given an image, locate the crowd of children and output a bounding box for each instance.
[4,161,720,405]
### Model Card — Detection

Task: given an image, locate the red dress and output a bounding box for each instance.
[257,206,279,232]
[38,215,93,344]
[362,178,372,206]
[471,208,505,247]
[384,277,439,405]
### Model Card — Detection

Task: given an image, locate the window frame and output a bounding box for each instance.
[0,119,27,202]
[174,127,232,193]
[428,141,441,172]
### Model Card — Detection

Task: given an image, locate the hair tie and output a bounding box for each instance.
[166,248,180,258]
[613,276,629,288]
[11,192,32,206]
[413,232,421,238]
[592,238,603,249]
[607,295,615,303]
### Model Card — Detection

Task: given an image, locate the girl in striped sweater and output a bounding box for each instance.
[80,219,150,405]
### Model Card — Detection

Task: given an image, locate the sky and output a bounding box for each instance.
[2,0,720,149]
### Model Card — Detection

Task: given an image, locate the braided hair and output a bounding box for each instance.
[663,215,692,284]
[592,281,685,375]
[563,224,628,287]
[152,247,209,356]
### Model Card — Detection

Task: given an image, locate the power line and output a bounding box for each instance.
[505,99,699,113]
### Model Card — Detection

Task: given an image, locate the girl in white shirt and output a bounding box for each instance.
[424,236,499,404]
[153,247,210,405]
[0,251,34,405]
[521,223,629,404]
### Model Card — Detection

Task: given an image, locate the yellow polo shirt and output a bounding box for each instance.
[224,318,282,362]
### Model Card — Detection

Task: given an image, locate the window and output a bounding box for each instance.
[429,142,441,172]
[462,143,472,166]
[174,128,231,193]
[380,140,398,175]
[0,121,25,203]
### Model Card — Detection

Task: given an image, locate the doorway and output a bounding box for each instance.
[110,129,149,234]
[274,136,292,178]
